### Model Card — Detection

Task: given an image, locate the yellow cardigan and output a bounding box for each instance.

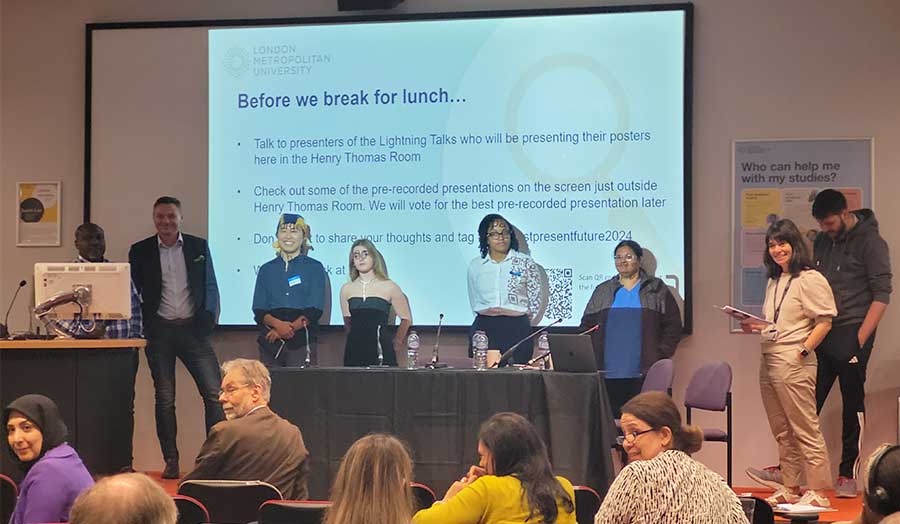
[412,475,576,524]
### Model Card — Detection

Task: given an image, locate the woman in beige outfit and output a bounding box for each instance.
[743,218,835,508]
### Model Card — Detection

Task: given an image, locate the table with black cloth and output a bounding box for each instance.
[270,367,617,500]
[0,339,143,482]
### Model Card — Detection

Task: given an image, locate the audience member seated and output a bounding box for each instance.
[324,434,413,524]
[593,392,746,524]
[412,412,575,524]
[4,394,94,524]
[69,472,177,524]
[834,444,900,524]
[182,358,310,499]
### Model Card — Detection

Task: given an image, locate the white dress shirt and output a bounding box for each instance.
[158,233,196,320]
[467,249,542,320]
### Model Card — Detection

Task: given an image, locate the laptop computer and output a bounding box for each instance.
[547,334,599,373]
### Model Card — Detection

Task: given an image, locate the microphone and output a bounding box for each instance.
[0,280,27,339]
[495,318,563,367]
[527,351,552,366]
[428,313,447,369]
[578,324,600,336]
[376,324,384,366]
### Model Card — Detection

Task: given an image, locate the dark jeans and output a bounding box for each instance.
[146,323,224,463]
[815,322,874,478]
[468,314,533,365]
[605,377,645,418]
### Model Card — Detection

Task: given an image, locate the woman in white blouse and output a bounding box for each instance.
[466,214,543,365]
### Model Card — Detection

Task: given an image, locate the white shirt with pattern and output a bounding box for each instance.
[594,450,748,524]
[466,249,542,322]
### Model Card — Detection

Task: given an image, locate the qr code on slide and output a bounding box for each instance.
[545,268,573,320]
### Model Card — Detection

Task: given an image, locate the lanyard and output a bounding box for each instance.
[772,274,796,324]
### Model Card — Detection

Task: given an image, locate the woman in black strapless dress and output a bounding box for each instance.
[340,239,412,366]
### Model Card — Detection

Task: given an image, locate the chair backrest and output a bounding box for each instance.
[178,479,283,524]
[739,496,775,524]
[641,358,675,394]
[1,474,18,524]
[173,495,210,524]
[573,485,601,524]
[258,500,331,524]
[410,482,436,511]
[684,361,732,411]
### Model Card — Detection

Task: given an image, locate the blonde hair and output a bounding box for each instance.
[324,434,413,524]
[348,239,389,281]
[221,358,272,402]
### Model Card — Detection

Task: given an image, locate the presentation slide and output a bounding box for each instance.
[208,9,688,326]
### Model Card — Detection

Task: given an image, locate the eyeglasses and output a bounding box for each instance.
[218,383,251,397]
[616,427,656,446]
[487,232,510,239]
[352,250,370,260]
[614,254,636,262]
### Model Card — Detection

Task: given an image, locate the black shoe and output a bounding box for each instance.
[161,460,180,479]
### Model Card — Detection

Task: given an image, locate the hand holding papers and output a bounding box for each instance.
[715,305,773,333]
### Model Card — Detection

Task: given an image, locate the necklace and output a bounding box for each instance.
[359,275,377,300]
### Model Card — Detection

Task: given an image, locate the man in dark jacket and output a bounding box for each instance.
[129,196,225,479]
[812,189,892,497]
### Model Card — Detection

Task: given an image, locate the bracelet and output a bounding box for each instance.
[799,345,810,357]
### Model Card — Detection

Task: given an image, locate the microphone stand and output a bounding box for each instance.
[427,313,447,369]
[301,326,312,368]
[0,280,27,339]
[493,318,563,368]
[369,324,389,368]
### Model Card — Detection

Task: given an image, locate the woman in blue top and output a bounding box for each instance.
[580,240,683,416]
[252,214,327,367]
[5,394,94,524]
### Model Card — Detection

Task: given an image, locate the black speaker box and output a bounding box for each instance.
[338,0,404,11]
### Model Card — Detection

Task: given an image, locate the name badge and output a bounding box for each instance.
[509,270,522,277]
[288,275,302,287]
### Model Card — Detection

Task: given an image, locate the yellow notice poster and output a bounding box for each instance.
[16,182,61,246]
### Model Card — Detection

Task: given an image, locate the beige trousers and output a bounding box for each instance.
[759,349,832,490]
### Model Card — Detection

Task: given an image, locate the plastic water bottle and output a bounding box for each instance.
[473,330,489,371]
[537,332,550,370]
[406,330,420,370]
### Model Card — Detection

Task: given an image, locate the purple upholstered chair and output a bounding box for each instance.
[641,358,675,395]
[684,361,733,485]
[614,358,676,433]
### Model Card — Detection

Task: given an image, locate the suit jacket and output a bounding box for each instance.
[182,406,310,500]
[128,233,220,337]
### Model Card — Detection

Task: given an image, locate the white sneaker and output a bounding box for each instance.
[797,490,831,508]
[765,488,799,507]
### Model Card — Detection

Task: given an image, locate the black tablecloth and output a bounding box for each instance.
[0,347,137,481]
[270,367,616,499]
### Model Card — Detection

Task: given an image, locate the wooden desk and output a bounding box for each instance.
[0,339,146,481]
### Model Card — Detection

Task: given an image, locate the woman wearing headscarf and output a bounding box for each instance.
[4,394,94,524]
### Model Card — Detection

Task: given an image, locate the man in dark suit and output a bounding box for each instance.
[129,196,225,479]
[182,358,309,499]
